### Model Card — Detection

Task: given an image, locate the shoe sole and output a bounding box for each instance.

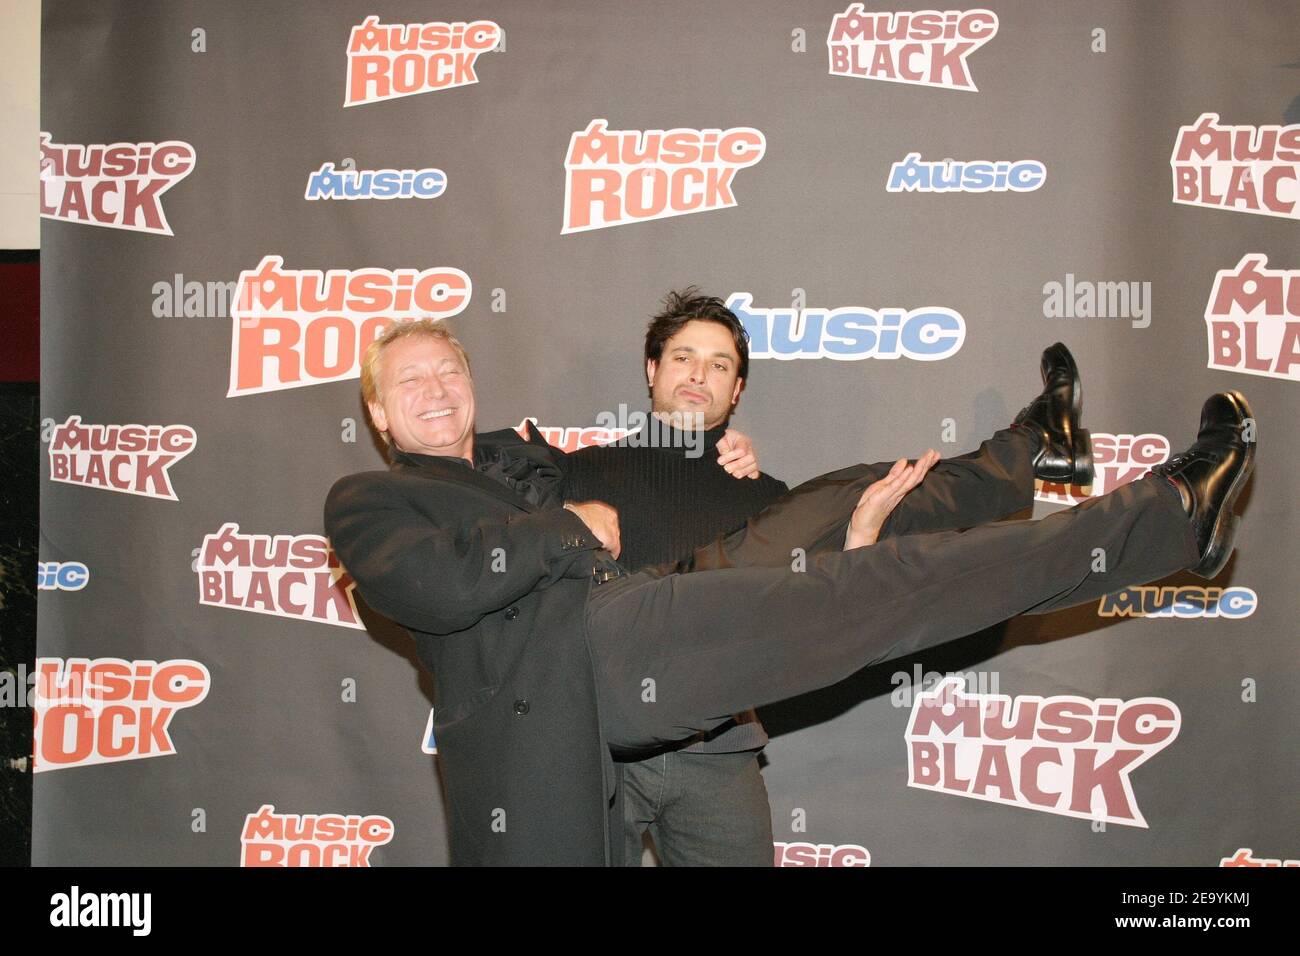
[1072,428,1093,487]
[1193,390,1256,579]
[1050,343,1094,486]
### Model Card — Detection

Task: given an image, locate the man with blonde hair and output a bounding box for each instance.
[325,319,1255,866]
[359,321,472,445]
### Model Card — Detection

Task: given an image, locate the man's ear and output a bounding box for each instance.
[646,358,658,389]
[730,376,744,406]
[367,400,388,435]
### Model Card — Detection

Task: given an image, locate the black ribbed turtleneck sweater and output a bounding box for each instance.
[562,420,788,755]
[563,422,789,574]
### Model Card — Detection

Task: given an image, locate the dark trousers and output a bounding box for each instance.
[621,749,774,867]
[586,428,1200,752]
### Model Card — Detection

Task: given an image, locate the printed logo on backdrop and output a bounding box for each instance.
[37,562,89,591]
[562,120,766,233]
[514,417,637,454]
[227,256,471,397]
[241,805,394,866]
[774,842,871,866]
[1098,586,1257,620]
[1036,433,1170,506]
[48,417,197,501]
[1204,255,1300,382]
[887,153,1045,192]
[345,16,501,106]
[32,658,210,772]
[422,709,437,754]
[196,524,363,629]
[39,133,196,235]
[305,163,446,201]
[827,5,998,91]
[1171,114,1300,220]
[1220,848,1300,867]
[906,677,1180,828]
[728,294,965,361]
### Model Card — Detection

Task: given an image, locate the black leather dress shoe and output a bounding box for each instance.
[1150,391,1256,579]
[1012,342,1093,485]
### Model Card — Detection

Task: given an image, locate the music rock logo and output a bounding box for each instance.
[196,524,364,629]
[40,133,195,235]
[32,657,210,772]
[241,805,395,866]
[563,120,766,233]
[1204,254,1300,382]
[48,417,197,501]
[906,677,1179,827]
[827,5,998,91]
[1171,114,1300,221]
[345,16,501,106]
[227,255,471,397]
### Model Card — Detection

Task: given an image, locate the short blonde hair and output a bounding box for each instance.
[361,319,472,445]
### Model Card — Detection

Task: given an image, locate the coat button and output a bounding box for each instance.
[504,606,519,620]
[513,699,530,716]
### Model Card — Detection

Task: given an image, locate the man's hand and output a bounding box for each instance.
[718,428,760,480]
[563,500,621,559]
[844,451,941,550]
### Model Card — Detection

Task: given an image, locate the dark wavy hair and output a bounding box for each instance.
[644,287,750,383]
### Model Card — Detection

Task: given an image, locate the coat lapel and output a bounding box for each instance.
[389,423,565,514]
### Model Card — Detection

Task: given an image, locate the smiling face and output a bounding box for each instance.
[646,319,744,430]
[367,334,476,461]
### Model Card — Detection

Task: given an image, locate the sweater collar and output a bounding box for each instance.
[633,415,728,457]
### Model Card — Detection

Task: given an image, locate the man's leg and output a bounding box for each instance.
[686,338,1089,571]
[885,427,1037,536]
[588,473,1199,751]
[649,749,774,867]
[682,428,1037,572]
[619,756,665,867]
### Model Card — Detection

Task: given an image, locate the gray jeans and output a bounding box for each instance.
[621,748,774,867]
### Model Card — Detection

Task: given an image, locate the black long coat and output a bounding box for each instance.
[324,425,622,865]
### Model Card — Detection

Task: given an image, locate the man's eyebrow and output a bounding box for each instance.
[669,345,734,361]
[394,357,460,375]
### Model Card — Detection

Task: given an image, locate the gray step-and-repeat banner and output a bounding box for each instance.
[34,1,1297,866]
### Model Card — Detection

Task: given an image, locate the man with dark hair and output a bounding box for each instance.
[642,287,752,385]
[564,288,786,866]
[325,318,1256,866]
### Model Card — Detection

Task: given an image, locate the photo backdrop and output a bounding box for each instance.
[34,0,1299,866]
